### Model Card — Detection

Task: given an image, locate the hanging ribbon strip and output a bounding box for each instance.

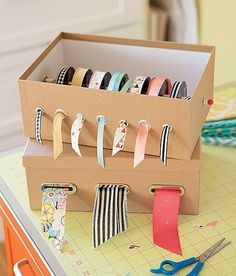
[53,109,66,160]
[160,124,172,166]
[88,70,111,89]
[92,184,129,248]
[147,77,172,96]
[185,96,192,100]
[170,81,187,98]
[153,187,182,255]
[56,67,75,85]
[35,107,44,144]
[130,76,151,94]
[112,120,128,156]
[71,68,93,87]
[134,120,151,168]
[41,185,69,251]
[107,72,129,92]
[71,114,85,157]
[97,115,107,167]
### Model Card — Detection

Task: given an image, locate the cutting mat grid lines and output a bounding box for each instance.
[0,145,236,275]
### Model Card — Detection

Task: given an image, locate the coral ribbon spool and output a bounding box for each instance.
[152,187,182,255]
[147,77,172,96]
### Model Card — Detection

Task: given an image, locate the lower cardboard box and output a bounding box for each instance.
[23,138,201,215]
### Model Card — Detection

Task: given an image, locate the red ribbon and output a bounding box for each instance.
[152,187,182,255]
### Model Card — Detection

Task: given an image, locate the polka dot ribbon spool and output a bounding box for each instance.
[152,186,182,255]
[130,76,151,95]
[170,81,187,99]
[92,184,129,248]
[134,120,151,168]
[96,115,107,168]
[56,67,75,85]
[112,120,128,156]
[71,114,85,158]
[147,77,172,96]
[35,107,44,144]
[160,124,173,166]
[41,185,69,252]
[88,71,112,90]
[53,109,67,160]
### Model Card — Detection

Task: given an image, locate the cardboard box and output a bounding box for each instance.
[23,138,201,215]
[19,32,215,160]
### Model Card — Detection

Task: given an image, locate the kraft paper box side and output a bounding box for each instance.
[23,139,201,215]
[18,32,214,160]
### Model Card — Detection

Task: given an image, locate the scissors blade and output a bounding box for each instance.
[199,238,225,262]
[209,241,231,258]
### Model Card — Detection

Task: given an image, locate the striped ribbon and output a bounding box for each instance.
[71,114,85,157]
[160,124,172,166]
[35,107,44,144]
[97,115,107,167]
[53,109,66,160]
[92,184,129,248]
[170,81,187,98]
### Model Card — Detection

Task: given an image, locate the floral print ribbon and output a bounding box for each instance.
[71,114,85,157]
[41,185,69,251]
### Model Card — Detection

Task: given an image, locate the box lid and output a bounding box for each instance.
[23,138,201,171]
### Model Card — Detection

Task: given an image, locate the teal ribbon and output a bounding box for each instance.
[120,79,132,93]
[107,72,129,92]
[201,136,236,147]
[97,115,107,167]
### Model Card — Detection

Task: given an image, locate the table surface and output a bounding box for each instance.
[0,144,236,276]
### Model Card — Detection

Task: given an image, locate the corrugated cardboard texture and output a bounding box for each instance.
[18,32,215,160]
[23,138,201,214]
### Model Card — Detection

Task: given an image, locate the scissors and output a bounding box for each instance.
[150,238,230,276]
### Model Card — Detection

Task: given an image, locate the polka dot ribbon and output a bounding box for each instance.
[71,114,85,158]
[92,184,129,248]
[53,109,66,160]
[41,185,69,252]
[134,120,151,168]
[160,124,172,166]
[152,187,182,255]
[35,107,44,144]
[96,115,107,168]
[112,120,128,156]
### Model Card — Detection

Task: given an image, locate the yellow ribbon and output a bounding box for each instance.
[53,109,66,160]
[71,68,91,86]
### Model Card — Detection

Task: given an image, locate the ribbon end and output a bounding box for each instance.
[134,158,143,168]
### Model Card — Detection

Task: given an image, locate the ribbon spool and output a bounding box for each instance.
[147,77,172,96]
[134,120,151,168]
[71,68,93,87]
[150,185,183,255]
[41,183,77,251]
[130,76,151,95]
[56,67,75,85]
[107,72,129,92]
[89,71,112,90]
[170,81,187,98]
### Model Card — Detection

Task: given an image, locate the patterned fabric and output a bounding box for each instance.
[92,184,128,248]
[201,136,236,147]
[35,108,44,144]
[206,87,236,122]
[41,186,69,251]
[71,114,85,157]
[202,119,236,138]
[160,124,172,166]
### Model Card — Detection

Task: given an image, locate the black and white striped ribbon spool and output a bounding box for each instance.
[170,81,187,98]
[35,108,44,144]
[92,184,129,248]
[56,67,75,85]
[160,124,173,166]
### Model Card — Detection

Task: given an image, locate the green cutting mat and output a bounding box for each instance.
[0,144,236,275]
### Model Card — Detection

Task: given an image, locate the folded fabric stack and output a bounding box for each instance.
[202,87,236,147]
